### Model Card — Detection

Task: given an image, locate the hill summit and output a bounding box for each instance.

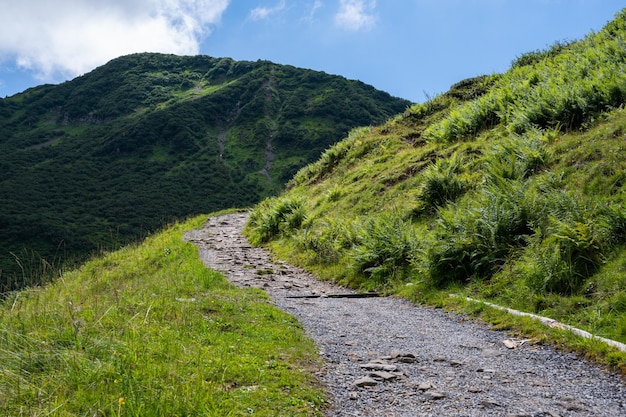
[0,53,410,289]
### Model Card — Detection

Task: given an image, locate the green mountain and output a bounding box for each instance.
[0,53,410,289]
[246,9,626,363]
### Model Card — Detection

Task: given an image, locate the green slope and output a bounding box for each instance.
[0,53,410,289]
[246,9,626,370]
[0,213,326,416]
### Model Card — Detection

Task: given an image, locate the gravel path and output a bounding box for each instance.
[184,213,625,417]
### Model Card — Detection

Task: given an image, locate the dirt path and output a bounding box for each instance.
[184,213,625,417]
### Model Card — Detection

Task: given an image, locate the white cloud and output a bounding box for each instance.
[0,0,230,82]
[249,0,286,21]
[335,0,376,31]
[308,0,324,19]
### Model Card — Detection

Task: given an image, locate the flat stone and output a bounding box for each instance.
[417,382,433,391]
[369,370,399,381]
[481,399,501,407]
[428,391,447,400]
[361,362,398,372]
[352,376,378,387]
[392,352,418,363]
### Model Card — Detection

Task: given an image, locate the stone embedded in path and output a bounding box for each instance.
[361,361,398,372]
[352,376,378,387]
[369,370,400,381]
[390,352,418,363]
[428,391,447,400]
[481,399,502,408]
[417,382,434,391]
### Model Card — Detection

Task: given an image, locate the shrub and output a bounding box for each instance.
[349,215,418,286]
[294,218,360,265]
[246,196,306,244]
[523,196,610,295]
[523,227,600,295]
[424,14,626,142]
[418,152,468,212]
[425,179,534,287]
[484,130,551,180]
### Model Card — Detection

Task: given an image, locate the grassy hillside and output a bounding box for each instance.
[0,53,410,290]
[246,9,626,371]
[0,212,326,416]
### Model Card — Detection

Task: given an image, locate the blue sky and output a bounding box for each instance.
[0,1,622,102]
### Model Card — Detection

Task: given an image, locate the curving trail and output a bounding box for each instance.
[184,213,625,417]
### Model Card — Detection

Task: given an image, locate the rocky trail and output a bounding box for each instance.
[184,213,625,417]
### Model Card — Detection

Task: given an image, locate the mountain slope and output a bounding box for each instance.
[0,53,410,288]
[246,9,626,368]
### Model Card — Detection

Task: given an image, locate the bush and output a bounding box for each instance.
[294,218,360,265]
[349,214,419,286]
[418,152,468,212]
[425,179,534,286]
[246,196,307,244]
[484,131,551,180]
[522,195,610,295]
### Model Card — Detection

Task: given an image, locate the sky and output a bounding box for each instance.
[0,1,623,103]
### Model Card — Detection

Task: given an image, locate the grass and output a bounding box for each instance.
[243,9,626,375]
[0,214,326,416]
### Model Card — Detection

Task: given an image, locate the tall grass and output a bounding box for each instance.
[349,214,419,288]
[246,196,307,244]
[416,151,469,213]
[0,215,325,416]
[424,179,535,286]
[424,9,626,142]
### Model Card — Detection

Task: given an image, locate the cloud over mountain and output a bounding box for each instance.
[0,0,230,81]
[335,0,376,31]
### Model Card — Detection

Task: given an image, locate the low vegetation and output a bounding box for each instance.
[245,9,626,373]
[0,213,326,416]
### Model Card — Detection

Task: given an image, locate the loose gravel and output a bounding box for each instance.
[184,213,625,417]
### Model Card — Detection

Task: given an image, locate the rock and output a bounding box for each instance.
[428,391,447,400]
[468,387,483,393]
[369,370,399,381]
[391,352,418,363]
[352,376,378,387]
[417,382,433,391]
[361,362,398,372]
[481,399,501,407]
[503,338,531,349]
[450,360,463,367]
[503,339,518,349]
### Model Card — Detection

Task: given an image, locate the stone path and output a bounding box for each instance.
[184,212,626,417]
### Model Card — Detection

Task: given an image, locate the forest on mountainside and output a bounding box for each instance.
[0,53,410,290]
